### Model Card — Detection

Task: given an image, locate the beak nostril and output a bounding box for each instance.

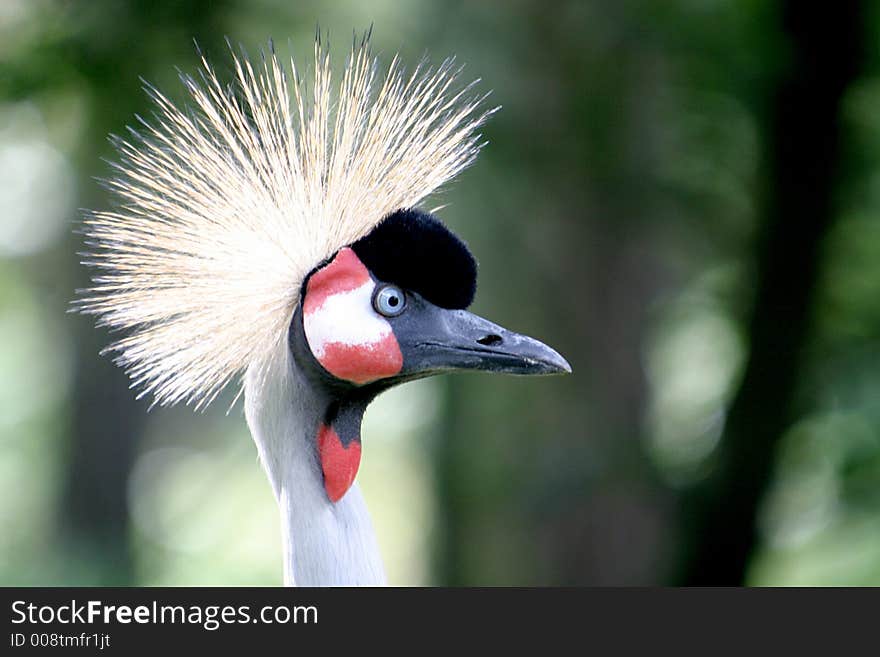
[477,334,503,347]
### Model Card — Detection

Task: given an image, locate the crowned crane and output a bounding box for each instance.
[77,34,570,586]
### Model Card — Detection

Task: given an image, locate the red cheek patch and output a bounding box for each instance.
[318,335,403,385]
[317,423,362,502]
[303,246,404,385]
[304,248,371,315]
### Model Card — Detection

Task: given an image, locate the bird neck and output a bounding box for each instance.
[244,344,386,586]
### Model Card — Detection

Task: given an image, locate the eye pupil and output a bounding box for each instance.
[388,296,399,307]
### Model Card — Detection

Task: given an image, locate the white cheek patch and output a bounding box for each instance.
[303,280,392,358]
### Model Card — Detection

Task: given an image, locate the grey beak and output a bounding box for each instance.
[393,296,571,377]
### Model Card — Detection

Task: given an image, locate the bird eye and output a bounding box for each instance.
[373,285,406,317]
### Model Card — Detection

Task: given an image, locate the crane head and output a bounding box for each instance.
[76,33,570,506]
[296,208,569,385]
[290,208,570,501]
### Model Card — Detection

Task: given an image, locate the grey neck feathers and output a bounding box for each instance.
[244,344,386,586]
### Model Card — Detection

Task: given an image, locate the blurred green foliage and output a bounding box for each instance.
[1,0,879,585]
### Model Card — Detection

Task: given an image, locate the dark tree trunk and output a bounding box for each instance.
[679,1,863,585]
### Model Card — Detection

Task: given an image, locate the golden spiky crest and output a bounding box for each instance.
[77,35,494,410]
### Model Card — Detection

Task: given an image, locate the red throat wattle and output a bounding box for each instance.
[317,423,362,502]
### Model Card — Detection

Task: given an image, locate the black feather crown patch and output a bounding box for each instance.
[351,209,477,309]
